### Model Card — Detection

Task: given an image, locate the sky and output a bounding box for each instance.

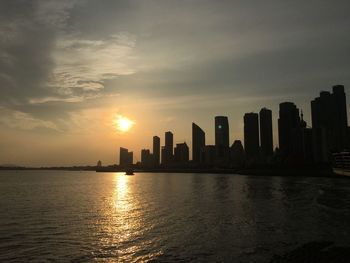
[0,0,349,166]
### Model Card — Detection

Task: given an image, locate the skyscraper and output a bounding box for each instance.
[278,102,301,158]
[201,145,216,166]
[300,114,313,162]
[174,142,189,164]
[215,116,229,161]
[141,149,152,167]
[119,147,133,167]
[192,123,205,163]
[153,136,160,167]
[244,113,259,160]
[162,131,174,165]
[230,140,245,167]
[311,85,348,162]
[259,108,273,157]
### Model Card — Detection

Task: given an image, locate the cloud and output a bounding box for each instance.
[0,107,59,131]
[0,0,76,106]
[49,33,137,96]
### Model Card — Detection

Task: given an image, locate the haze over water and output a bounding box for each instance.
[1,171,350,262]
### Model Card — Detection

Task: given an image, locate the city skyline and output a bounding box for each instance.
[119,85,348,167]
[1,1,350,166]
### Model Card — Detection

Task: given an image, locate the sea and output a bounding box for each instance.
[1,171,350,262]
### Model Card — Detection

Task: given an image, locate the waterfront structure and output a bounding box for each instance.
[192,123,205,163]
[97,160,102,167]
[201,145,216,165]
[215,116,229,161]
[244,113,260,161]
[278,102,301,159]
[230,140,245,167]
[259,108,273,157]
[162,131,174,165]
[174,142,189,164]
[153,136,160,167]
[120,147,133,167]
[311,85,348,162]
[300,114,313,162]
[141,149,153,167]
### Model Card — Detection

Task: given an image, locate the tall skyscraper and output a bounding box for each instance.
[244,113,259,160]
[259,108,273,157]
[192,123,205,163]
[215,116,229,161]
[119,147,133,167]
[311,85,348,162]
[153,136,160,166]
[162,131,174,165]
[333,85,348,150]
[278,102,301,158]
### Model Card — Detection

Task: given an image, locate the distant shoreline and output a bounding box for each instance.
[96,167,342,178]
[1,166,347,178]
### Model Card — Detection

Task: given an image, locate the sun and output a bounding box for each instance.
[114,115,135,133]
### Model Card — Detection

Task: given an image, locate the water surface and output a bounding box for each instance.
[1,171,350,262]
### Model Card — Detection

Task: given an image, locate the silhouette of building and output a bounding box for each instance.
[215,116,229,162]
[278,102,301,160]
[161,147,166,165]
[244,113,259,161]
[192,123,205,164]
[259,108,273,157]
[153,136,160,167]
[141,149,153,167]
[230,140,245,167]
[311,85,348,163]
[97,160,102,167]
[300,113,313,162]
[120,147,133,167]
[174,142,189,164]
[162,131,173,165]
[201,145,216,166]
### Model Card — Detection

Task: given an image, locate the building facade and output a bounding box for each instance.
[311,85,348,162]
[153,136,160,167]
[192,123,205,164]
[215,116,229,162]
[244,112,260,161]
[259,108,273,157]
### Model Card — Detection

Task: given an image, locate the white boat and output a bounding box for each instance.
[332,151,350,176]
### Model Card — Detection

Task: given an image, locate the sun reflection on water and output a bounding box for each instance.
[114,173,129,210]
[94,173,162,261]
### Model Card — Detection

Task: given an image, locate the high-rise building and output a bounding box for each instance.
[230,140,245,167]
[278,102,301,158]
[215,116,229,161]
[300,115,313,162]
[141,149,152,167]
[192,123,205,163]
[174,142,189,164]
[311,85,348,162]
[201,145,216,166]
[153,136,160,167]
[162,131,174,165]
[119,147,133,167]
[259,108,273,157]
[244,113,260,160]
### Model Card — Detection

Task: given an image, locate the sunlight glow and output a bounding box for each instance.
[114,114,135,133]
